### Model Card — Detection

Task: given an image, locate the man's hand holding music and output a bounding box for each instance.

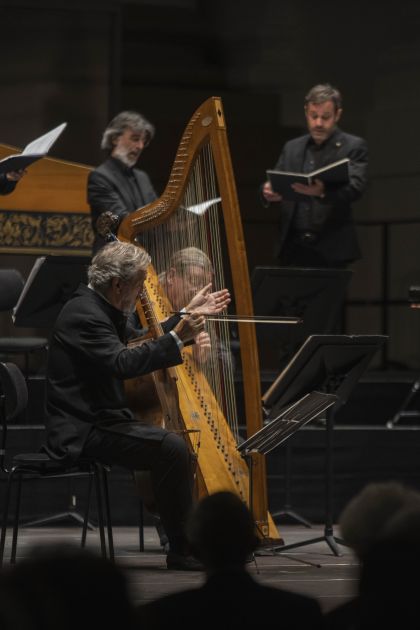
[186,284,231,314]
[291,178,325,198]
[262,180,282,202]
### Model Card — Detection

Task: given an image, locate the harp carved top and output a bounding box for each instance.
[118,98,226,240]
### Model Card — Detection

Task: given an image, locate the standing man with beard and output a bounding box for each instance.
[87,111,157,255]
[261,84,368,268]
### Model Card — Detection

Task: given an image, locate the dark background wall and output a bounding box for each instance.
[1,0,420,370]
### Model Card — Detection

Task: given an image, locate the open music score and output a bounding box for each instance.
[238,391,338,455]
[0,122,67,175]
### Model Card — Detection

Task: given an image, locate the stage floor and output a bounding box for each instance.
[2,523,359,614]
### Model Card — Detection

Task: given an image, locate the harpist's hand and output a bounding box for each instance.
[192,331,212,364]
[173,313,205,344]
[186,284,231,314]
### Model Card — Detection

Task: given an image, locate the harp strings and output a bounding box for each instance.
[139,144,240,450]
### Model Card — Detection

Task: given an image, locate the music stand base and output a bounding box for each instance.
[23,511,95,530]
[270,526,348,557]
[271,506,312,528]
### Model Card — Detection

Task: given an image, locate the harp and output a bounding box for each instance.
[118,97,281,542]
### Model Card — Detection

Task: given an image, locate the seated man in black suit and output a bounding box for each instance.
[44,240,230,571]
[137,491,324,629]
[261,83,368,268]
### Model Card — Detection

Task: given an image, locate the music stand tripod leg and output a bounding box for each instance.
[387,376,420,428]
[243,452,320,568]
[272,408,348,557]
[23,480,96,530]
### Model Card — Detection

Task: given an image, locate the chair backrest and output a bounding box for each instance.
[0,362,28,471]
[0,362,28,423]
[0,270,24,312]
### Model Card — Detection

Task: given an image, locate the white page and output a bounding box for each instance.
[21,122,67,156]
[186,196,221,216]
[12,256,46,322]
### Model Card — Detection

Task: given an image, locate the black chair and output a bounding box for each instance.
[0,362,114,564]
[0,270,48,378]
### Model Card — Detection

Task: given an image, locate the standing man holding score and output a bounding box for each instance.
[261,83,368,268]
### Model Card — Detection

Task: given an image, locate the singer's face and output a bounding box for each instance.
[305,100,342,145]
[111,128,148,167]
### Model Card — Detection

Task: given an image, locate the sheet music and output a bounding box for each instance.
[0,123,67,175]
[185,196,221,215]
[238,391,338,455]
[12,256,46,323]
[21,122,67,156]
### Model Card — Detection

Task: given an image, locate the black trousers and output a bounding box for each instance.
[82,427,193,554]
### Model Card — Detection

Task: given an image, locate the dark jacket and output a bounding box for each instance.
[45,284,182,462]
[272,127,368,264]
[87,157,157,254]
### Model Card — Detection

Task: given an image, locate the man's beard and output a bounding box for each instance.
[113,146,139,168]
[122,300,138,315]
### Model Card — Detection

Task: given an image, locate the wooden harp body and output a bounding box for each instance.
[118,97,281,542]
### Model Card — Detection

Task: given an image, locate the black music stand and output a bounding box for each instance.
[13,255,93,529]
[251,266,352,373]
[255,334,387,557]
[13,255,90,328]
[252,266,352,527]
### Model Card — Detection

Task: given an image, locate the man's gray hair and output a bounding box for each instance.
[88,241,151,291]
[169,247,214,274]
[338,481,420,559]
[304,83,342,111]
[101,111,155,152]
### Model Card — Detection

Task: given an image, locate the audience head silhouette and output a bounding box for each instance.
[356,504,420,629]
[186,491,258,572]
[0,543,135,630]
[137,490,324,629]
[338,480,420,559]
[326,482,420,630]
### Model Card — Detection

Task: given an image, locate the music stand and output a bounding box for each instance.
[13,255,93,530]
[251,266,352,372]
[254,334,387,557]
[252,266,352,527]
[13,255,90,328]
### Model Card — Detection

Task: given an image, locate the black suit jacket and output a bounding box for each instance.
[272,127,368,264]
[87,157,157,254]
[45,284,182,463]
[0,174,17,195]
[137,569,324,630]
